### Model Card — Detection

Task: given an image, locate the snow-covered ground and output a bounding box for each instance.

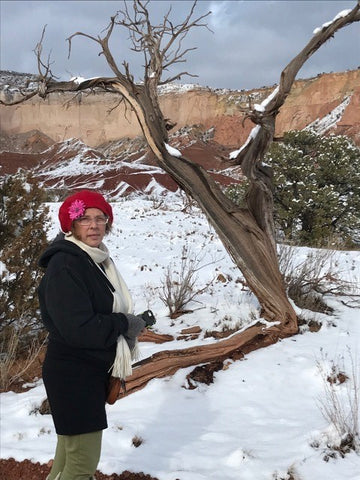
[1,192,360,480]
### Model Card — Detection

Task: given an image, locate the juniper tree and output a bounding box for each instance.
[0,172,49,346]
[269,131,360,246]
[226,131,360,246]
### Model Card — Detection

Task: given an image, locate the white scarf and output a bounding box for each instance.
[66,235,138,379]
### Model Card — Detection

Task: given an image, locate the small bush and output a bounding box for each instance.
[132,435,144,448]
[277,244,355,313]
[159,245,213,319]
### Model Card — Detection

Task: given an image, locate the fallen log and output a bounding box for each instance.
[138,330,174,343]
[120,321,293,398]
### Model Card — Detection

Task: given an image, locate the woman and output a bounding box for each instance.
[38,190,146,480]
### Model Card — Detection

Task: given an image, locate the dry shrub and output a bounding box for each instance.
[316,349,359,457]
[0,326,47,392]
[132,435,144,448]
[277,244,356,314]
[159,245,214,319]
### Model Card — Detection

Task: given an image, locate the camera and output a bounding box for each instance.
[141,310,156,327]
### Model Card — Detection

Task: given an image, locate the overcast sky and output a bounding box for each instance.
[1,1,359,90]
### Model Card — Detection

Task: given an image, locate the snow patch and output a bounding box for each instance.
[229,125,261,159]
[313,9,351,34]
[305,96,351,135]
[165,143,182,157]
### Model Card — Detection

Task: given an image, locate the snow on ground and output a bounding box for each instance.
[1,192,360,480]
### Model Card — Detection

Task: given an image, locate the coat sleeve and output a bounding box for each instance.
[43,262,129,349]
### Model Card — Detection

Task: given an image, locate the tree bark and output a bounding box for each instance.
[106,80,297,332]
[124,321,282,396]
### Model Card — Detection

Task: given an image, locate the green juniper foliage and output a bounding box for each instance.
[0,172,50,340]
[226,131,360,246]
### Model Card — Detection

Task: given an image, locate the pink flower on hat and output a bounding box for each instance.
[68,199,86,220]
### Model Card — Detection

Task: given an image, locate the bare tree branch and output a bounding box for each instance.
[34,25,56,80]
[0,90,39,106]
[0,25,57,105]
[67,32,99,60]
[114,0,211,85]
[160,71,198,86]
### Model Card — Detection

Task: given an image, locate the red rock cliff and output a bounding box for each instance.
[0,70,359,148]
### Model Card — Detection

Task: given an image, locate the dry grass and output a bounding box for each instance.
[316,349,359,456]
[277,244,357,314]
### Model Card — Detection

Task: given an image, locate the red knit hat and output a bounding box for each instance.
[58,190,113,233]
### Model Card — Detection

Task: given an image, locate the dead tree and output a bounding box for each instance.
[54,1,359,332]
[2,0,359,391]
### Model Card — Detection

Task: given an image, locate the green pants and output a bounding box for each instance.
[48,430,102,480]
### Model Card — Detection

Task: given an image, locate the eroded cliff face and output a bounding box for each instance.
[274,70,360,144]
[1,70,359,148]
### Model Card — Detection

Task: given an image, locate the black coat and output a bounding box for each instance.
[38,237,129,435]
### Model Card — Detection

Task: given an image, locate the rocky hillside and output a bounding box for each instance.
[0,69,359,196]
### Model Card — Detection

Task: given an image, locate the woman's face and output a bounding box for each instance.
[72,208,108,247]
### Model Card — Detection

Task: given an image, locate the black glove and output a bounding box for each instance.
[141,310,156,327]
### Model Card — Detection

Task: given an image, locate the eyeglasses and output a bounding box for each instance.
[75,216,109,226]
